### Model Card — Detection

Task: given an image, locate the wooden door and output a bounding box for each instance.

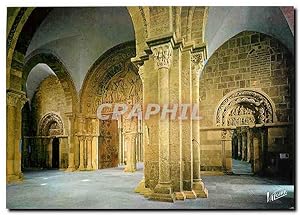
[98,119,119,169]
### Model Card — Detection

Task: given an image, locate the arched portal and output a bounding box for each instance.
[81,41,143,171]
[216,89,276,175]
[22,112,66,169]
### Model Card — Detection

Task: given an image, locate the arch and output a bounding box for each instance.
[7,8,52,89]
[80,41,138,114]
[215,88,277,127]
[38,112,64,136]
[23,52,79,113]
[204,7,294,59]
[7,7,148,91]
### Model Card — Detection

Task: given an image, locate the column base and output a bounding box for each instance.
[124,164,136,173]
[85,166,93,171]
[183,190,197,199]
[65,167,76,172]
[7,173,23,183]
[78,166,85,171]
[150,183,175,202]
[134,179,152,197]
[192,180,208,198]
[175,192,186,200]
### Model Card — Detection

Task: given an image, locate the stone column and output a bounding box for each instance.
[149,42,174,202]
[6,89,27,183]
[180,47,195,199]
[133,65,152,196]
[118,118,123,165]
[252,128,262,173]
[261,128,267,172]
[241,128,247,161]
[237,128,242,159]
[124,132,137,172]
[78,136,85,170]
[86,136,93,170]
[77,115,86,170]
[65,113,75,171]
[247,128,252,162]
[191,49,208,198]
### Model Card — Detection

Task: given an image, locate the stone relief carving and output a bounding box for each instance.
[152,43,173,69]
[7,91,28,109]
[227,105,256,126]
[81,43,138,115]
[216,90,274,127]
[191,51,204,73]
[96,69,142,115]
[39,112,64,136]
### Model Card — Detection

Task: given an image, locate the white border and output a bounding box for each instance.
[1,1,298,215]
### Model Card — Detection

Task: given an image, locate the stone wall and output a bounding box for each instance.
[199,31,294,172]
[28,75,69,168]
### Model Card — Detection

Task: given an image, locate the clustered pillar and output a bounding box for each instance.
[76,115,98,171]
[134,35,208,202]
[7,89,27,182]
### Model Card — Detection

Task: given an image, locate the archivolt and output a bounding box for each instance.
[23,51,78,113]
[38,112,64,136]
[215,89,277,127]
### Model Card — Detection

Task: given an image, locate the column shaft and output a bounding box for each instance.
[6,90,27,182]
[79,136,85,170]
[86,137,93,170]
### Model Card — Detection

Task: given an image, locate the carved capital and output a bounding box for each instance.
[77,135,86,142]
[152,43,173,69]
[76,115,86,134]
[191,51,205,74]
[137,66,145,83]
[7,90,28,109]
[86,136,93,142]
[221,129,234,140]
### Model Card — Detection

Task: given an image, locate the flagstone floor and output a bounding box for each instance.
[7,163,294,209]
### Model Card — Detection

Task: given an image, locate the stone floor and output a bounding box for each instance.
[232,159,253,175]
[7,163,294,209]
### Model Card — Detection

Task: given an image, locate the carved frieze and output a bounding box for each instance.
[216,90,274,127]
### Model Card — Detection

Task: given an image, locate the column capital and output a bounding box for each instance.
[191,50,205,75]
[151,43,173,70]
[77,135,86,142]
[6,89,28,109]
[86,136,93,142]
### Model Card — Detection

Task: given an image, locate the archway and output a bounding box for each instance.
[216,89,275,175]
[22,112,65,169]
[80,41,143,171]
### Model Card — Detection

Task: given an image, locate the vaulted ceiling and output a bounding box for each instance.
[23,6,294,101]
[25,7,135,94]
[204,6,294,59]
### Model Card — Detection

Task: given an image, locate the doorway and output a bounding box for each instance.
[231,127,252,175]
[52,138,59,169]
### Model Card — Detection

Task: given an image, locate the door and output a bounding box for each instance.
[98,119,119,169]
[52,138,59,169]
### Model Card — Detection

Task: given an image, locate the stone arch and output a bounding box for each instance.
[7,7,148,90]
[215,88,277,127]
[23,52,78,113]
[38,112,64,136]
[190,6,206,45]
[180,6,207,45]
[7,8,53,89]
[80,41,140,115]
